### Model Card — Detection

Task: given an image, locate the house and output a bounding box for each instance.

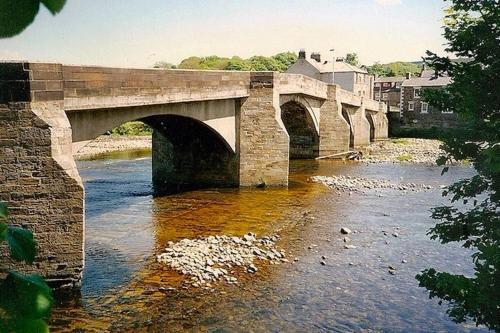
[400,71,457,128]
[373,76,404,111]
[286,50,374,97]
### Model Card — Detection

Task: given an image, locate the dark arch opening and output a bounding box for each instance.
[143,115,238,195]
[280,101,319,159]
[342,107,355,149]
[366,113,375,142]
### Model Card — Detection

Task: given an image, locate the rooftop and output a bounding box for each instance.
[375,76,405,83]
[402,75,451,87]
[304,58,367,74]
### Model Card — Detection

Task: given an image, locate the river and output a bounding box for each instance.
[50,149,486,332]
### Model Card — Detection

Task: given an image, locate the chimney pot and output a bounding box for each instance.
[311,52,321,62]
[299,49,306,59]
[406,72,412,79]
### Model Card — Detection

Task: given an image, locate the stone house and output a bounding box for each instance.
[400,71,457,128]
[286,50,374,98]
[374,76,404,111]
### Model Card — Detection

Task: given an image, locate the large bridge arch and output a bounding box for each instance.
[67,99,238,154]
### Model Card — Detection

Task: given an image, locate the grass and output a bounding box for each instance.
[396,154,413,162]
[390,138,410,145]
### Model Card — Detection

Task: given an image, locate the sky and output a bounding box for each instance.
[0,0,449,68]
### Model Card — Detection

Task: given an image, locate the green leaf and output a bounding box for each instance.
[0,201,8,219]
[11,319,49,333]
[0,222,7,242]
[0,272,53,320]
[0,0,40,38]
[40,0,66,14]
[7,227,36,264]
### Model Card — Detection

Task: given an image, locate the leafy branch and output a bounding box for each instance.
[0,202,54,332]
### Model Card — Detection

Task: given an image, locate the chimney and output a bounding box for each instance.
[311,52,321,62]
[298,49,306,59]
[406,72,412,79]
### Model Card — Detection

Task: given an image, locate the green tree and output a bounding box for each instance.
[415,1,500,330]
[0,0,66,38]
[0,202,54,332]
[366,61,421,77]
[366,62,390,77]
[345,53,360,67]
[225,56,252,71]
[272,52,298,72]
[248,56,281,71]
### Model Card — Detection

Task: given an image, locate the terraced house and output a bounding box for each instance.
[400,69,457,128]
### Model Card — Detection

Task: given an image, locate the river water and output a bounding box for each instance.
[50,150,486,332]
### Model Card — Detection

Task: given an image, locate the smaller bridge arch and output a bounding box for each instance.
[279,95,322,159]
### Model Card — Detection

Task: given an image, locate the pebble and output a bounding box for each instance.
[340,227,352,235]
[320,261,326,266]
[312,175,432,194]
[343,237,350,243]
[344,245,357,249]
[157,233,285,287]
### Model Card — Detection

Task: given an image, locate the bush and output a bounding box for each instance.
[109,121,152,136]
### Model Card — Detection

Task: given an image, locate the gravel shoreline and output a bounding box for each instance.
[74,135,151,160]
[363,138,446,165]
[157,233,287,288]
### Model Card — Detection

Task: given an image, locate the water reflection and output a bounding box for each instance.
[51,151,485,332]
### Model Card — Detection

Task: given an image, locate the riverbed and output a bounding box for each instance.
[50,150,486,332]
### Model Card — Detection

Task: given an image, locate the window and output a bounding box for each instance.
[442,108,453,114]
[375,92,381,99]
[395,82,401,88]
[382,93,388,100]
[414,88,421,98]
[421,102,428,113]
[408,101,414,111]
[375,82,381,87]
[383,82,391,88]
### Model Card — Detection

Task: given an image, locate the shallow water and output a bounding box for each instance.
[50,151,486,332]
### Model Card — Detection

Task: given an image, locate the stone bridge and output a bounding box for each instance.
[0,62,387,290]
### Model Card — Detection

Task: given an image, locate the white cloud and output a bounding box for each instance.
[374,0,402,5]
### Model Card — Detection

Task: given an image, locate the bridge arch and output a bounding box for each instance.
[67,99,237,154]
[279,97,320,159]
[67,100,240,195]
[365,112,375,142]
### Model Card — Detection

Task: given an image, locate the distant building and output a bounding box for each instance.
[373,76,404,111]
[400,70,457,128]
[286,50,374,98]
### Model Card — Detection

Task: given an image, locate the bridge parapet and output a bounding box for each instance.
[277,73,328,100]
[63,66,251,111]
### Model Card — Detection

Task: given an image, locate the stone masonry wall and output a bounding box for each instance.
[318,85,351,155]
[0,63,84,290]
[347,104,371,148]
[238,73,289,186]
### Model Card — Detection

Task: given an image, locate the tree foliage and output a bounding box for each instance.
[366,61,421,77]
[170,52,298,72]
[0,0,66,38]
[415,0,500,330]
[345,53,360,67]
[0,202,53,332]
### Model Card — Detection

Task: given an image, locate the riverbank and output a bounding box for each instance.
[364,138,446,165]
[74,135,151,160]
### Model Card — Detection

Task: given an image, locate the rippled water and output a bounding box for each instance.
[50,150,486,332]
